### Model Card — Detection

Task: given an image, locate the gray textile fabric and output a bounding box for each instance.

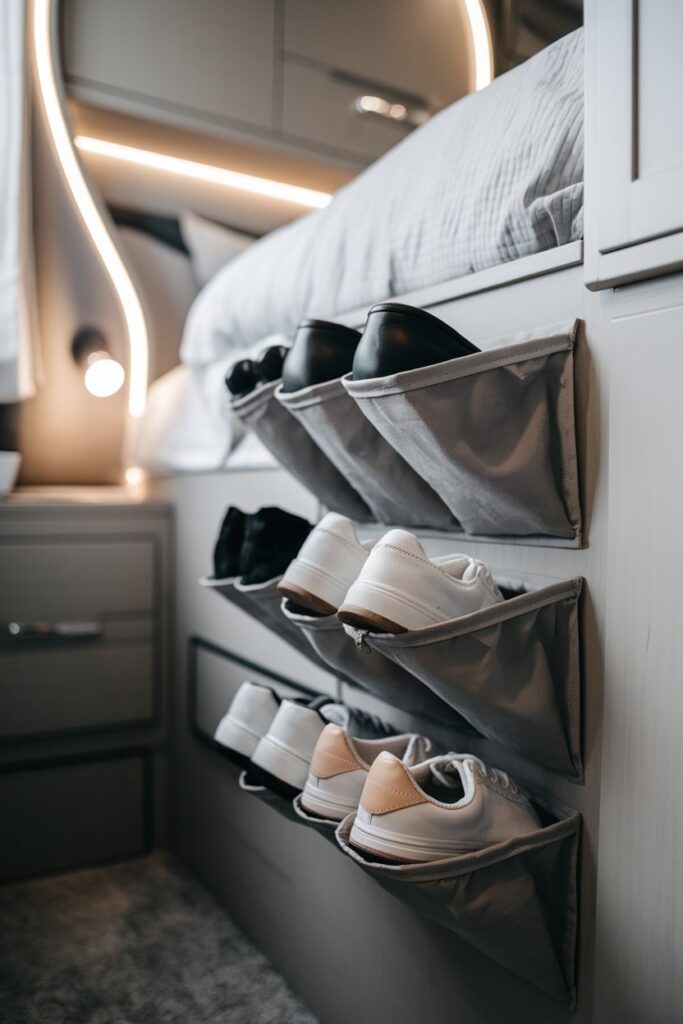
[292,795,340,848]
[344,322,581,540]
[281,601,471,729]
[238,771,302,825]
[335,805,580,1007]
[0,853,317,1024]
[276,379,458,529]
[201,575,328,671]
[364,579,583,778]
[229,382,371,522]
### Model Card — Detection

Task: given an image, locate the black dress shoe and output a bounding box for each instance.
[281,320,362,393]
[258,344,289,382]
[213,506,247,578]
[352,302,479,380]
[225,359,260,398]
[239,507,312,585]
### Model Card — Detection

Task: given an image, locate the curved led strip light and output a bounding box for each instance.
[75,137,332,210]
[463,0,494,92]
[32,0,149,419]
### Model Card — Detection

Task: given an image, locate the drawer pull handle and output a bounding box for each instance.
[4,620,103,641]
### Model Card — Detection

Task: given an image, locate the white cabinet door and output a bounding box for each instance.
[63,0,275,134]
[586,0,683,286]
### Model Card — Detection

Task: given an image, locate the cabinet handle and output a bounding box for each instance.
[3,620,103,641]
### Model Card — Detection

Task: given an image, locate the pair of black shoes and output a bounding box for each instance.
[225,303,479,398]
[282,304,479,392]
[225,343,289,399]
[213,506,312,584]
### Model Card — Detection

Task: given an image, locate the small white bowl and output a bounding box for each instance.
[0,451,21,499]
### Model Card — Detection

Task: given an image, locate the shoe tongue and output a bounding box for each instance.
[380,529,427,560]
[319,703,350,727]
[430,757,467,789]
[461,559,479,582]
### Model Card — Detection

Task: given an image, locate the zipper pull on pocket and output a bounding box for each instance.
[352,628,370,652]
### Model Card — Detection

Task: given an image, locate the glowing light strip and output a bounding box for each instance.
[32,0,149,418]
[75,136,333,210]
[463,0,494,92]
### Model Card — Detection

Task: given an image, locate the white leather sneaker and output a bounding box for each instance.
[277,512,374,615]
[349,752,540,862]
[301,725,435,821]
[214,681,280,764]
[337,529,502,632]
[250,699,394,797]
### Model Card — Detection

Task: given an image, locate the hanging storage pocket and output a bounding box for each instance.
[281,601,470,728]
[200,575,328,671]
[292,794,340,847]
[335,800,580,1007]
[238,770,301,825]
[344,321,581,542]
[276,379,458,530]
[229,381,371,522]
[360,578,583,778]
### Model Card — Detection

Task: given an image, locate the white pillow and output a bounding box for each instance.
[180,211,254,287]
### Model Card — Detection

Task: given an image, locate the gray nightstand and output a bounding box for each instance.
[0,488,172,881]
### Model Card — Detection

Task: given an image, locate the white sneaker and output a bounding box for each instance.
[337,529,502,632]
[301,725,435,821]
[277,512,374,615]
[250,698,394,797]
[349,752,540,862]
[214,681,280,764]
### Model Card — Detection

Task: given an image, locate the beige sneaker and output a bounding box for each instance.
[349,752,540,862]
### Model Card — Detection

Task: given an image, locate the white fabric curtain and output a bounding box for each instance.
[0,0,37,402]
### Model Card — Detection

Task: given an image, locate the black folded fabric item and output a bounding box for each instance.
[239,507,313,585]
[213,506,247,579]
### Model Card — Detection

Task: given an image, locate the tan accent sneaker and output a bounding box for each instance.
[300,725,434,821]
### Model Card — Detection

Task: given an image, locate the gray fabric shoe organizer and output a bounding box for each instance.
[229,381,371,522]
[237,770,302,824]
[276,378,458,529]
[335,800,580,1007]
[358,578,583,778]
[281,600,471,729]
[200,575,328,671]
[292,793,340,847]
[344,321,581,542]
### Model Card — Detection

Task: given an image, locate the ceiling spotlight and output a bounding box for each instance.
[72,327,125,398]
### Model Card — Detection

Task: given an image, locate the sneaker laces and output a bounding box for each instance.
[433,755,519,796]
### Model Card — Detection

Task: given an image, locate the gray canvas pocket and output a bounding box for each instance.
[358,579,582,778]
[344,321,581,542]
[200,575,327,670]
[281,600,471,729]
[276,379,458,529]
[238,769,301,824]
[335,799,580,1006]
[230,381,371,521]
[292,793,339,847]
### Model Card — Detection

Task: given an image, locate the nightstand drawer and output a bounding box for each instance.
[0,755,147,882]
[0,538,155,621]
[0,629,156,741]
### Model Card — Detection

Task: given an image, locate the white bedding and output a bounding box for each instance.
[181,29,583,370]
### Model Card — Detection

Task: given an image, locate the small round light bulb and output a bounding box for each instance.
[83,352,125,398]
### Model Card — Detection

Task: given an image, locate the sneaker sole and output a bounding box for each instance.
[278,581,337,617]
[349,816,484,862]
[336,603,407,634]
[300,778,361,821]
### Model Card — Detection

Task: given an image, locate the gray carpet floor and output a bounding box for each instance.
[0,853,318,1024]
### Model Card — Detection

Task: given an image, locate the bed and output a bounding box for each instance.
[134,27,584,474]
